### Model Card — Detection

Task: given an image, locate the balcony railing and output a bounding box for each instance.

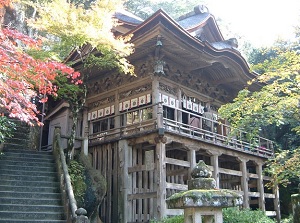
[89,103,274,158]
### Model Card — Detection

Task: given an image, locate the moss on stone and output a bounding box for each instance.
[291,194,300,223]
[166,189,242,209]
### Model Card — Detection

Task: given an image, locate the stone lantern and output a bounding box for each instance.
[166,160,243,223]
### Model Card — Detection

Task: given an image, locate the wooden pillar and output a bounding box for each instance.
[152,76,160,120]
[238,158,249,208]
[118,139,132,223]
[81,108,89,137]
[188,148,196,179]
[115,90,121,130]
[274,184,281,222]
[209,151,221,189]
[255,161,265,211]
[177,88,182,123]
[156,138,166,220]
[157,103,163,129]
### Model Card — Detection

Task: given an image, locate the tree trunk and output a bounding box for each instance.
[67,107,78,163]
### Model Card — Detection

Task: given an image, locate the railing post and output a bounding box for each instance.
[53,126,89,223]
[75,208,89,223]
[157,103,163,129]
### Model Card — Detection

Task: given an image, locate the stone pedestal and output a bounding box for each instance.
[292,193,300,223]
[166,160,243,223]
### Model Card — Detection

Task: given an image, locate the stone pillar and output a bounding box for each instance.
[75,208,89,223]
[292,192,300,223]
[166,160,243,223]
[255,161,265,211]
[156,138,166,220]
[238,158,249,208]
[209,151,221,188]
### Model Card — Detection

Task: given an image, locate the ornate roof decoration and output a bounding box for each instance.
[66,5,261,100]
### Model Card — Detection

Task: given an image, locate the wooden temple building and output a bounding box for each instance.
[46,5,279,223]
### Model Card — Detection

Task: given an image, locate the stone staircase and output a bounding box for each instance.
[0,148,67,223]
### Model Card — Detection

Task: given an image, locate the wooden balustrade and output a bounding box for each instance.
[89,103,274,158]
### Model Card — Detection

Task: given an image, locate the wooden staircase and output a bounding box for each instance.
[0,148,66,223]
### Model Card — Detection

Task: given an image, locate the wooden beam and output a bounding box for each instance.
[219,167,242,177]
[211,76,241,86]
[248,192,260,197]
[166,168,188,177]
[166,182,188,191]
[165,157,190,167]
[128,164,155,173]
[128,192,157,200]
[264,193,275,199]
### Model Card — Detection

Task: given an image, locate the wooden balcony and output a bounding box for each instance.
[89,103,274,158]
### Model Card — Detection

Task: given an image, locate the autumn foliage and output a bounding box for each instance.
[0,0,81,125]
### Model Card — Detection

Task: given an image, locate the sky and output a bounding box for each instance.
[204,0,300,47]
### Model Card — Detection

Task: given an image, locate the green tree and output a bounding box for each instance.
[219,45,300,187]
[0,0,80,145]
[28,0,134,158]
[124,0,208,19]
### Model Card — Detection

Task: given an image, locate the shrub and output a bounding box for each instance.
[68,159,86,203]
[223,207,275,223]
[0,116,15,142]
[151,208,275,223]
[281,215,293,223]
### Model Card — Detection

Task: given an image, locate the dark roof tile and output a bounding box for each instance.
[114,10,144,25]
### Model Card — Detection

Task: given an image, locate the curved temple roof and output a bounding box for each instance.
[116,6,259,99]
[67,5,259,99]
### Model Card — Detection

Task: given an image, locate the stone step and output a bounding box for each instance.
[0,147,66,222]
[0,155,55,163]
[0,185,60,193]
[0,220,66,223]
[0,173,58,182]
[0,168,57,177]
[0,191,62,199]
[0,163,56,172]
[3,148,52,157]
[0,211,65,220]
[0,197,62,206]
[2,148,49,154]
[0,179,59,187]
[0,160,56,168]
[4,139,30,148]
[2,149,53,158]
[0,204,65,213]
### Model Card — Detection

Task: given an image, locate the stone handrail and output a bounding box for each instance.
[53,126,89,223]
